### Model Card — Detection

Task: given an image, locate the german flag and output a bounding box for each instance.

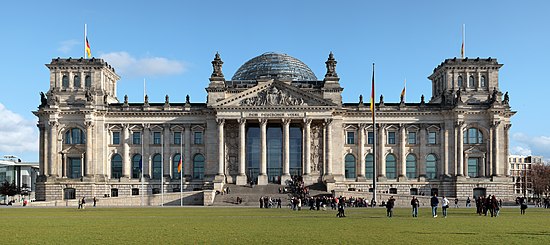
[85,37,92,58]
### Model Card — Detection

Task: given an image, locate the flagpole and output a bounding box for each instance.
[371,63,377,204]
[180,130,183,206]
[84,24,87,58]
[161,133,164,207]
[462,24,466,58]
[141,134,144,206]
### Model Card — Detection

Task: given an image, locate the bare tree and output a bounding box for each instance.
[531,163,550,198]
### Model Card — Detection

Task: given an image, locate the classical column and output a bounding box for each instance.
[281,118,291,183]
[492,121,501,176]
[85,121,94,178]
[236,119,247,185]
[399,124,406,179]
[48,121,57,177]
[378,124,386,178]
[258,118,268,185]
[303,119,312,176]
[325,119,333,176]
[163,124,171,178]
[456,122,464,176]
[41,124,49,177]
[143,124,151,178]
[442,127,449,177]
[122,124,130,178]
[504,124,512,176]
[358,124,366,179]
[184,124,192,178]
[217,119,225,176]
[419,125,427,178]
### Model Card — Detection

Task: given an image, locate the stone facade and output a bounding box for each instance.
[34,53,516,203]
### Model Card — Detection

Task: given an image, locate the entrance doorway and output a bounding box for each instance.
[473,187,486,199]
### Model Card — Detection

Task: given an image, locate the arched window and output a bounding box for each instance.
[406,154,417,179]
[468,75,475,88]
[457,76,463,88]
[85,75,92,88]
[172,154,182,179]
[193,154,205,180]
[62,75,69,88]
[386,154,396,179]
[132,154,142,179]
[480,76,486,87]
[464,128,483,144]
[152,154,162,180]
[111,154,123,179]
[74,75,81,88]
[344,154,356,179]
[365,154,374,179]
[426,154,437,179]
[64,128,86,144]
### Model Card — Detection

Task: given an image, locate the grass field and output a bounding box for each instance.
[1,206,549,244]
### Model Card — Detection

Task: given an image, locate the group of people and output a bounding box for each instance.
[474,195,502,217]
[429,194,450,218]
[77,197,97,209]
[259,196,282,209]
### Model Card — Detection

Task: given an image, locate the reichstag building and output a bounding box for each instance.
[34,52,515,201]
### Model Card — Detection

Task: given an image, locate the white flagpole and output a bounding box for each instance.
[143,79,147,99]
[161,133,164,206]
[462,24,466,58]
[84,24,87,58]
[141,133,144,206]
[180,130,183,206]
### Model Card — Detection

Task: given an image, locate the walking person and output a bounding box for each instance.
[466,197,471,208]
[454,198,459,208]
[77,198,82,209]
[520,197,528,215]
[93,197,97,207]
[81,197,86,209]
[411,196,419,217]
[386,196,395,218]
[442,196,449,218]
[431,193,439,218]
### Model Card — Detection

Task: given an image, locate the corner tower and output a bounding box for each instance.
[428,57,503,104]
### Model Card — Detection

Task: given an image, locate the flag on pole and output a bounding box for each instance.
[461,24,465,58]
[85,37,92,58]
[370,64,375,119]
[400,79,406,102]
[177,156,182,173]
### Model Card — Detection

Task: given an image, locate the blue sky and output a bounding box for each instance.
[0,0,549,162]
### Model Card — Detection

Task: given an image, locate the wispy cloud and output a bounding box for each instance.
[511,132,550,160]
[0,103,38,155]
[57,39,80,54]
[100,52,187,77]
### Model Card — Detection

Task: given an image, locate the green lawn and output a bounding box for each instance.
[1,206,549,244]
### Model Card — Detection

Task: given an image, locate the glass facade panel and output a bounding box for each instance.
[428,132,437,144]
[408,132,416,144]
[388,132,396,144]
[386,154,396,179]
[246,126,260,181]
[468,158,479,177]
[289,126,302,176]
[345,154,356,179]
[69,158,81,179]
[365,154,374,179]
[133,132,141,145]
[132,154,141,179]
[267,126,282,183]
[152,154,162,179]
[426,154,437,179]
[111,154,123,178]
[193,154,205,180]
[406,154,417,179]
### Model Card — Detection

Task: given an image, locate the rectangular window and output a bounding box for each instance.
[407,132,416,144]
[112,132,120,145]
[468,158,479,177]
[153,132,161,144]
[346,132,355,144]
[367,132,374,144]
[194,131,203,145]
[132,132,141,145]
[131,188,139,196]
[428,132,437,144]
[387,132,396,144]
[174,132,182,145]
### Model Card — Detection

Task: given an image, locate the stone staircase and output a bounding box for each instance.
[211,183,331,207]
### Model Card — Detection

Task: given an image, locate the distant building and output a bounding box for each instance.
[508,155,544,198]
[0,156,39,202]
[34,52,516,202]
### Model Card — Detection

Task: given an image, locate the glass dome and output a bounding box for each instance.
[231,52,318,81]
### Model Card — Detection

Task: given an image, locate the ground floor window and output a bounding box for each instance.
[111,188,118,197]
[132,188,139,196]
[64,188,76,199]
[152,188,160,194]
[389,188,397,194]
[410,188,418,195]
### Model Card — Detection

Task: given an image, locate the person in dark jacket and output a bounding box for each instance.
[431,193,439,218]
[386,196,395,218]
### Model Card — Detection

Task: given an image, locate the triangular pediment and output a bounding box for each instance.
[213,80,335,107]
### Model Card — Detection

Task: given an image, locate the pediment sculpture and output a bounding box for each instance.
[240,86,307,106]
